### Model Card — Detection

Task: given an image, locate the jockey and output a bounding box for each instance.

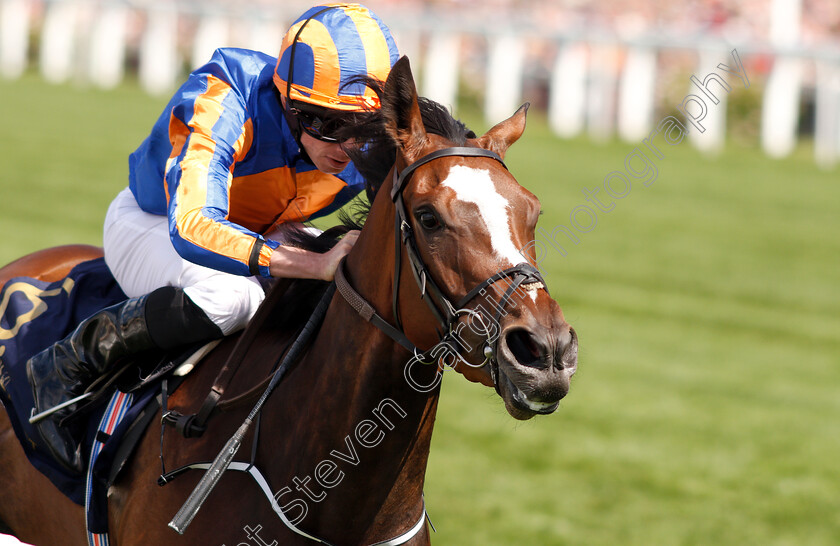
[26,3,399,473]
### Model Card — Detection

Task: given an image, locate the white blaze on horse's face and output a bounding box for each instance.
[441,165,526,267]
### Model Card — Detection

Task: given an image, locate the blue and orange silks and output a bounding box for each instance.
[273,3,399,110]
[128,48,371,278]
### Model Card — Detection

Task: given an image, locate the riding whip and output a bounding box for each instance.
[168,282,337,534]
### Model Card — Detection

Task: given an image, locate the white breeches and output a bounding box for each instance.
[103,188,265,335]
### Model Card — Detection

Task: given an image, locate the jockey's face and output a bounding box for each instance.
[300,132,352,174]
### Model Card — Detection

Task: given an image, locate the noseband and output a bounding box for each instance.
[335,146,547,391]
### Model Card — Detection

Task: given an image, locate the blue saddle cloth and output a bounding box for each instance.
[0,258,157,533]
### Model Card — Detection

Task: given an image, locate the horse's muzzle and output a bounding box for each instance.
[495,319,578,420]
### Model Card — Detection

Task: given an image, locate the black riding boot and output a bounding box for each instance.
[26,287,223,473]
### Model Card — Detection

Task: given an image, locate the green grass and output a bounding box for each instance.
[0,75,168,256]
[2,74,839,545]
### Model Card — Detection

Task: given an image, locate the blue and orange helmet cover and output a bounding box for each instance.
[274,3,400,111]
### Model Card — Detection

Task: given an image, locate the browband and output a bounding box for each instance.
[390,147,506,201]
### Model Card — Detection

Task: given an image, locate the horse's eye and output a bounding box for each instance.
[415,210,440,231]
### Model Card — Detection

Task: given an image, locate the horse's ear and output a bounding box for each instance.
[382,56,428,162]
[474,103,529,159]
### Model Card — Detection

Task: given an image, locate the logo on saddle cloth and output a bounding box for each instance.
[0,277,75,340]
[0,277,75,394]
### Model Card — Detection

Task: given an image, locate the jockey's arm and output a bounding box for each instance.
[164,75,281,278]
[268,230,359,281]
[164,66,362,282]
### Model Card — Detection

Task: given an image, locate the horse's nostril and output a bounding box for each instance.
[506,329,546,369]
[558,326,578,371]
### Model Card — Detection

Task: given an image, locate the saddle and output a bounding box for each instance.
[0,258,181,500]
[0,255,324,540]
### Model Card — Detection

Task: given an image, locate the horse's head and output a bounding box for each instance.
[346,57,577,420]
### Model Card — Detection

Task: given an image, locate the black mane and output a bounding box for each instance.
[339,77,476,202]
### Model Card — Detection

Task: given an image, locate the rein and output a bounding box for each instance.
[166,282,431,544]
[337,146,547,391]
[162,278,295,437]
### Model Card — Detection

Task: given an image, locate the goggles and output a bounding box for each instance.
[289,101,352,143]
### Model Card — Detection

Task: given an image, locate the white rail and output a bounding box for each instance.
[1,0,838,167]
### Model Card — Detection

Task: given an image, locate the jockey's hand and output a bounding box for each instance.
[318,230,360,281]
[268,230,360,281]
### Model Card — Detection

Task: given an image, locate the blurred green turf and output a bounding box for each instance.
[1,74,838,545]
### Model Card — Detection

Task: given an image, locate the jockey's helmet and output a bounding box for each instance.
[274,3,399,127]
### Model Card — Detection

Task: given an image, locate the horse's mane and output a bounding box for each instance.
[338,76,477,202]
[270,78,475,330]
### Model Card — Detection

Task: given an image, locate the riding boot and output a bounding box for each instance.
[26,287,223,474]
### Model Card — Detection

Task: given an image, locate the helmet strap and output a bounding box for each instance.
[280,5,339,166]
[277,88,314,165]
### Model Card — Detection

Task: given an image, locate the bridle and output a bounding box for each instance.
[335,146,548,392]
[168,146,548,544]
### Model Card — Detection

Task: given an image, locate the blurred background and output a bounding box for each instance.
[1,0,838,545]
[2,0,840,164]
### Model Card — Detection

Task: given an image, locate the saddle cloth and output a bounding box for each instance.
[0,258,161,539]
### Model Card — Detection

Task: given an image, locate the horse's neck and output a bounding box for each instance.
[261,208,441,541]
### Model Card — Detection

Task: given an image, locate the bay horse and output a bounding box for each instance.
[0,56,577,545]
